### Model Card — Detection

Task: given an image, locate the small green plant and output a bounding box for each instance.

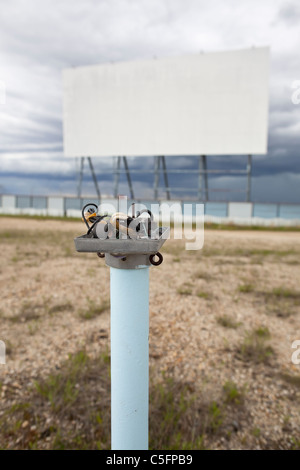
[279,373,300,388]
[4,339,13,356]
[271,287,300,299]
[252,427,261,438]
[194,270,212,281]
[291,438,300,450]
[217,315,240,329]
[79,298,110,320]
[48,302,73,315]
[254,326,270,339]
[35,351,89,411]
[197,291,211,300]
[237,327,274,364]
[208,401,223,432]
[173,258,180,263]
[238,283,254,293]
[27,320,40,336]
[177,287,192,296]
[223,381,245,405]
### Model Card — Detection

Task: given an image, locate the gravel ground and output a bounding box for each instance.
[0,217,299,449]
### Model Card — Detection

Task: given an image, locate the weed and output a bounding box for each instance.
[254,326,270,339]
[194,270,212,281]
[217,315,240,329]
[252,427,261,438]
[208,401,223,432]
[79,298,110,320]
[271,287,300,299]
[223,381,245,405]
[291,438,300,450]
[4,339,14,356]
[197,291,211,300]
[238,284,255,293]
[177,287,192,296]
[27,320,40,336]
[48,303,73,315]
[237,328,274,364]
[279,373,300,388]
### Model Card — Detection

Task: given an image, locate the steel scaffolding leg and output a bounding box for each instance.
[154,156,160,200]
[77,157,85,198]
[247,154,252,202]
[113,157,121,198]
[198,155,203,200]
[123,156,135,200]
[87,157,101,202]
[201,155,209,201]
[161,156,170,200]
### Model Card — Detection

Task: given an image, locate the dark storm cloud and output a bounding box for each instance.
[0,0,299,202]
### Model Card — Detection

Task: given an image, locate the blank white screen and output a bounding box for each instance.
[63,47,269,157]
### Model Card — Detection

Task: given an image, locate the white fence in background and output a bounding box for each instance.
[0,195,299,227]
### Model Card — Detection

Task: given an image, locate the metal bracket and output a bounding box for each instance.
[105,253,151,269]
[74,227,169,255]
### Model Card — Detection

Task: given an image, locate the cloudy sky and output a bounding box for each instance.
[0,0,300,202]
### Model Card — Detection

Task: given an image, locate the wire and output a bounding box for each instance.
[82,203,98,230]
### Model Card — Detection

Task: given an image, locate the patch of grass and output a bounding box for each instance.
[63,246,73,257]
[48,302,73,315]
[177,287,192,296]
[0,348,254,450]
[172,258,180,263]
[237,327,274,365]
[263,287,300,317]
[27,320,40,336]
[223,381,245,405]
[207,401,223,432]
[4,339,14,357]
[4,299,73,324]
[0,351,111,449]
[238,283,255,293]
[2,214,300,231]
[150,376,227,449]
[217,315,240,329]
[79,298,110,320]
[279,373,300,388]
[271,287,300,299]
[203,222,300,232]
[161,243,185,257]
[0,214,80,223]
[86,267,96,276]
[197,291,211,300]
[254,326,270,339]
[149,377,198,449]
[7,300,48,323]
[252,427,261,438]
[35,351,89,412]
[291,438,300,450]
[265,302,294,318]
[194,270,212,281]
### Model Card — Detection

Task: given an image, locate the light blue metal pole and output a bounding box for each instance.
[110,264,149,450]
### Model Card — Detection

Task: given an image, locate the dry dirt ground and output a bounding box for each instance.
[0,216,299,449]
